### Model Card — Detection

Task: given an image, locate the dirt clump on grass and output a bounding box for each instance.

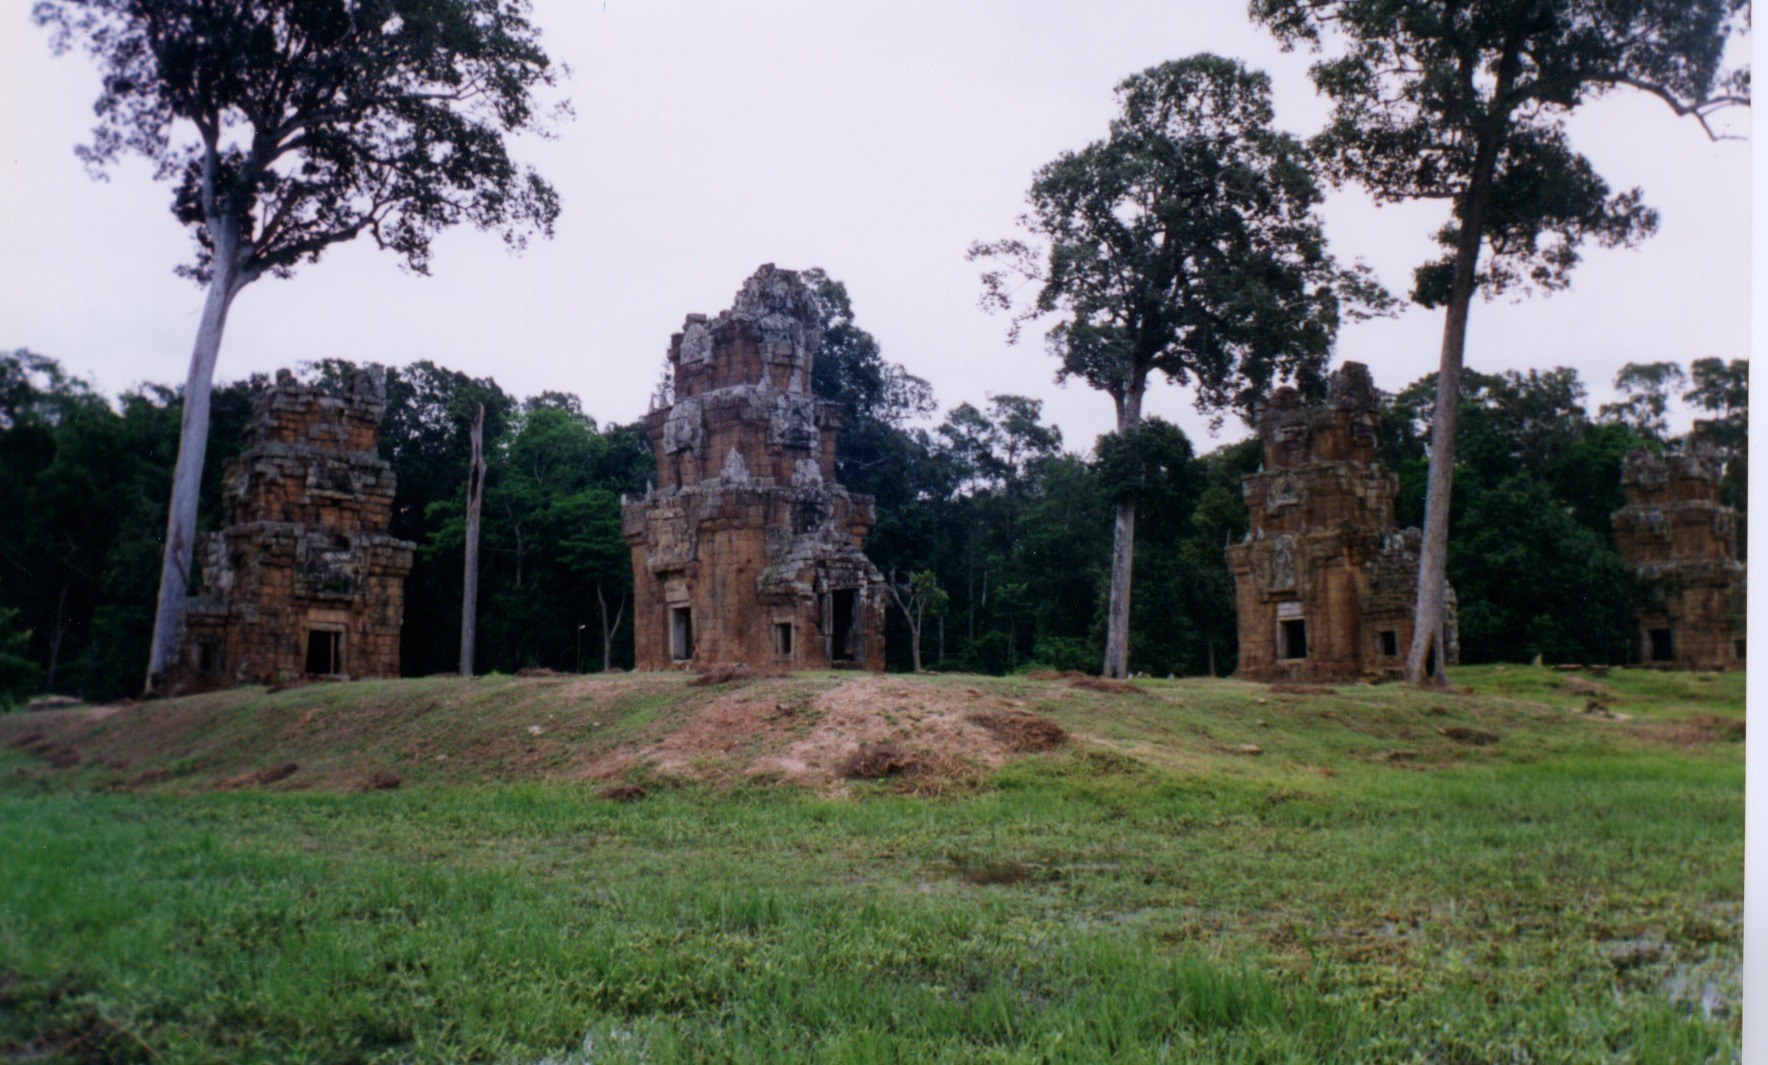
[633,676,1026,794]
[1559,676,1613,700]
[1269,683,1335,697]
[841,741,918,778]
[1067,676,1145,696]
[1438,725,1499,746]
[1638,715,1745,747]
[214,762,300,790]
[691,663,782,687]
[598,783,648,802]
[966,710,1067,752]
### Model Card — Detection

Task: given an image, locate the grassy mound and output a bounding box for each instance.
[0,665,1743,1062]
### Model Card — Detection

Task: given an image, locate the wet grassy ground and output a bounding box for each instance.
[0,665,1743,1062]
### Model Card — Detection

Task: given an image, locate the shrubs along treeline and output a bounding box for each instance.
[0,336,1745,705]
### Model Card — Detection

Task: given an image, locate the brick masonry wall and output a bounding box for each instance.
[169,367,415,692]
[624,265,886,672]
[1227,363,1456,682]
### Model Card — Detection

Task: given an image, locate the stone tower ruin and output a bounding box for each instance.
[1610,447,1745,670]
[1226,362,1456,682]
[167,366,415,692]
[622,265,886,671]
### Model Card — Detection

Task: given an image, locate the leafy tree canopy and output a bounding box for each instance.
[1254,0,1747,307]
[35,0,565,285]
[974,54,1388,427]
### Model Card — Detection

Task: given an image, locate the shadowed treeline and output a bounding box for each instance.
[0,339,1745,705]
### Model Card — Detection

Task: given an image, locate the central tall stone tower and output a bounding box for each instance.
[622,265,886,671]
[1226,362,1455,682]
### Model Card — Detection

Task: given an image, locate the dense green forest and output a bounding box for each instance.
[0,289,1745,704]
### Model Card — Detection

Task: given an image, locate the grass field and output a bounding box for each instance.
[0,665,1745,1062]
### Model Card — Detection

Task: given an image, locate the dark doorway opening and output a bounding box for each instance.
[1379,630,1399,658]
[1735,637,1746,660]
[1280,619,1307,661]
[773,622,794,657]
[831,589,857,662]
[197,640,223,675]
[671,607,694,662]
[1649,627,1674,663]
[305,630,342,675]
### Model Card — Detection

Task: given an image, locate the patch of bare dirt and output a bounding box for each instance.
[1068,676,1145,696]
[1559,676,1613,699]
[1269,684,1335,697]
[966,710,1067,752]
[1438,725,1500,745]
[841,741,918,778]
[213,763,299,790]
[690,663,782,687]
[1637,715,1746,747]
[631,676,1054,795]
[356,770,403,792]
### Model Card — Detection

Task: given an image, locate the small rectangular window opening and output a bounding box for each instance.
[305,630,342,675]
[773,622,794,657]
[197,640,222,675]
[671,607,694,662]
[1280,619,1308,661]
[1648,627,1675,663]
[1379,630,1399,658]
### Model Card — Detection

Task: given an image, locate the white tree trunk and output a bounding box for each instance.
[459,404,486,677]
[1406,120,1503,689]
[144,237,244,694]
[1100,387,1144,679]
[1102,501,1137,678]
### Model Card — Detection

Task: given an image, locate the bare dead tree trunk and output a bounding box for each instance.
[1101,384,1144,679]
[145,221,248,695]
[597,583,624,673]
[1406,108,1507,689]
[887,569,925,673]
[46,582,69,690]
[459,404,486,677]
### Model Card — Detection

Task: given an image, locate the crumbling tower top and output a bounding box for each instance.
[670,264,824,400]
[223,365,392,528]
[1257,361,1381,471]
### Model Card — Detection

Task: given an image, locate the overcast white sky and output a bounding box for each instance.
[0,0,1751,452]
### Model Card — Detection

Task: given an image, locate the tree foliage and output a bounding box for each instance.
[1253,0,1748,684]
[972,54,1383,677]
[35,0,564,284]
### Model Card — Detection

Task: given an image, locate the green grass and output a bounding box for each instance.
[0,666,1743,1062]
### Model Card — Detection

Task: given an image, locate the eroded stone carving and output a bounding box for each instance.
[167,366,414,692]
[1611,447,1745,670]
[622,265,886,670]
[1226,362,1457,682]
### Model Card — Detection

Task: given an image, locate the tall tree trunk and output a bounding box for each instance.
[1101,385,1144,679]
[1406,118,1507,688]
[46,582,69,690]
[911,603,925,674]
[887,571,925,673]
[598,584,624,673]
[459,404,486,677]
[144,228,246,695]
